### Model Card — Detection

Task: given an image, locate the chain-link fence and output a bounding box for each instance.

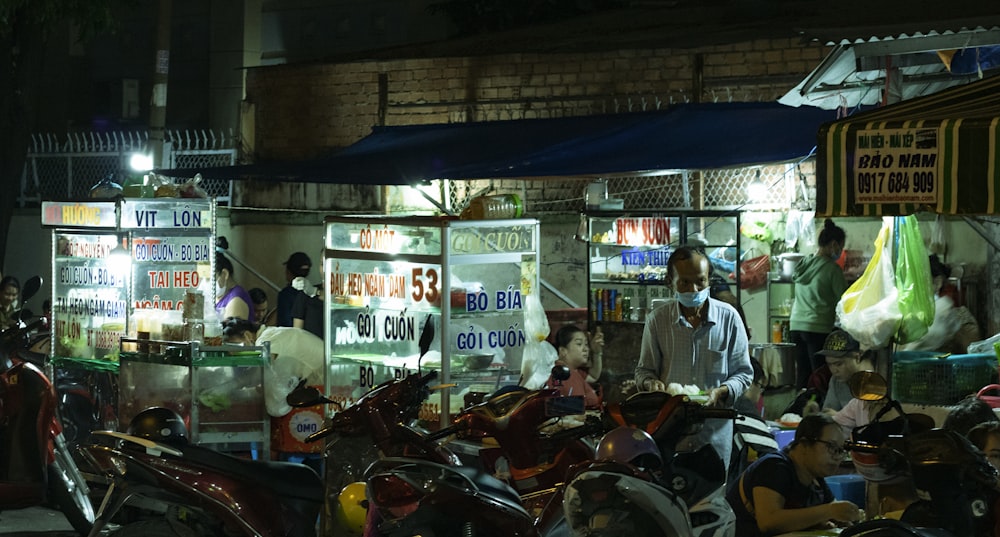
[18,130,238,206]
[448,159,814,216]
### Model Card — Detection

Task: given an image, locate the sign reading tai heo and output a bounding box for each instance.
[853,128,940,205]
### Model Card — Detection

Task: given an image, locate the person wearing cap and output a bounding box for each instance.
[277,252,312,327]
[818,329,874,413]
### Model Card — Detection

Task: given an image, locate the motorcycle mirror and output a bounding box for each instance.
[16,308,34,322]
[418,315,434,357]
[21,276,42,304]
[286,385,333,407]
[848,371,889,401]
[551,364,572,381]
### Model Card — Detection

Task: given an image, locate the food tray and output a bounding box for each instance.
[891,351,998,405]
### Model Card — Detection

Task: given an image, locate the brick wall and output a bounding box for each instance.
[247,37,830,161]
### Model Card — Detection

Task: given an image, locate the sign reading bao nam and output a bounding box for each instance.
[853,127,940,205]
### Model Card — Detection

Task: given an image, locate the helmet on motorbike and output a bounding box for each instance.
[335,482,367,535]
[128,407,188,444]
[596,426,662,470]
[850,449,903,484]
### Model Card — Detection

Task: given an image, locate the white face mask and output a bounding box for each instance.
[677,287,710,308]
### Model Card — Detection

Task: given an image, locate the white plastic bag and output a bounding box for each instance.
[520,339,558,389]
[523,293,550,343]
[836,219,901,349]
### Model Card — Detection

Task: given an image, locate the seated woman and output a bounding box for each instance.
[546,324,604,409]
[727,414,862,536]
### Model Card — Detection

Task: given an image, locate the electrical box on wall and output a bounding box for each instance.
[122,78,140,119]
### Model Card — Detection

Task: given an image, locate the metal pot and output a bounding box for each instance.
[778,253,805,280]
[749,343,797,388]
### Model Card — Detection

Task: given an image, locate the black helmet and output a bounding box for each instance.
[128,407,188,444]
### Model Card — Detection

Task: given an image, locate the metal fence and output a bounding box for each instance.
[19,127,814,215]
[18,130,238,206]
[449,159,813,216]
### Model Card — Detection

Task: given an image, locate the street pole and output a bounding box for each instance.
[149,0,172,168]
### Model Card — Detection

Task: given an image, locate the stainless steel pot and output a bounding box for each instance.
[749,343,797,388]
[778,253,805,280]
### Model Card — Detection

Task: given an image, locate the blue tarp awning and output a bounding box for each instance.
[159,102,835,184]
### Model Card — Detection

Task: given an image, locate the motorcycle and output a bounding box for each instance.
[79,406,325,537]
[361,365,603,537]
[842,371,1000,537]
[563,391,737,537]
[79,320,448,537]
[0,275,95,536]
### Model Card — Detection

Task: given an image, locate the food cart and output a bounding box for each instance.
[41,198,267,452]
[322,216,541,427]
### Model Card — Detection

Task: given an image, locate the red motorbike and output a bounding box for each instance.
[0,276,95,535]
[363,367,603,537]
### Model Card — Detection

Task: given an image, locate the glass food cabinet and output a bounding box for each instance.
[323,216,540,427]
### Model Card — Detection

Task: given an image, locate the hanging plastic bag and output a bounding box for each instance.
[929,214,947,257]
[836,219,901,349]
[520,338,558,389]
[730,254,770,290]
[894,215,935,344]
[523,293,550,344]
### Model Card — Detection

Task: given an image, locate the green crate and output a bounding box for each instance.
[891,351,998,405]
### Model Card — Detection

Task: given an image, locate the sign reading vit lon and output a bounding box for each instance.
[120,200,213,229]
[853,128,940,205]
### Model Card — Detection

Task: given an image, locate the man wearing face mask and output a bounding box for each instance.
[636,245,753,468]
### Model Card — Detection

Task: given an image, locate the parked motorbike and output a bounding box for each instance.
[843,371,999,537]
[282,315,463,535]
[80,315,445,537]
[286,368,462,536]
[0,275,95,535]
[563,391,737,537]
[80,406,324,537]
[362,366,603,537]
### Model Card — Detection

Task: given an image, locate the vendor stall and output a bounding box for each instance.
[322,216,540,427]
[41,198,225,442]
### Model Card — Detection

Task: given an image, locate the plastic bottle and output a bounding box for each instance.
[460,194,524,219]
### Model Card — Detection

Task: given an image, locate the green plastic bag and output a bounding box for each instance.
[894,215,935,344]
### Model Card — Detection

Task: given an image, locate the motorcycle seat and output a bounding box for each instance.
[178,443,324,503]
[449,465,526,509]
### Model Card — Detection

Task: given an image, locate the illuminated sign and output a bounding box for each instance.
[615,217,670,246]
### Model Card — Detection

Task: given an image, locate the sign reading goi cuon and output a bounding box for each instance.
[853,127,940,205]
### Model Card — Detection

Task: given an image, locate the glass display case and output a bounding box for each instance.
[585,210,742,324]
[117,340,270,455]
[322,216,540,427]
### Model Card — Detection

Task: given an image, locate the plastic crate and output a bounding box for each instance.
[891,351,998,405]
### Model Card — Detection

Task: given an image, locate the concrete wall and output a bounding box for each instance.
[245,37,827,160]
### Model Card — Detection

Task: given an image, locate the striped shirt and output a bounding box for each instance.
[636,297,752,467]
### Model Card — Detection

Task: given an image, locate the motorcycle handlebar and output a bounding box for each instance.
[696,407,738,420]
[542,416,604,444]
